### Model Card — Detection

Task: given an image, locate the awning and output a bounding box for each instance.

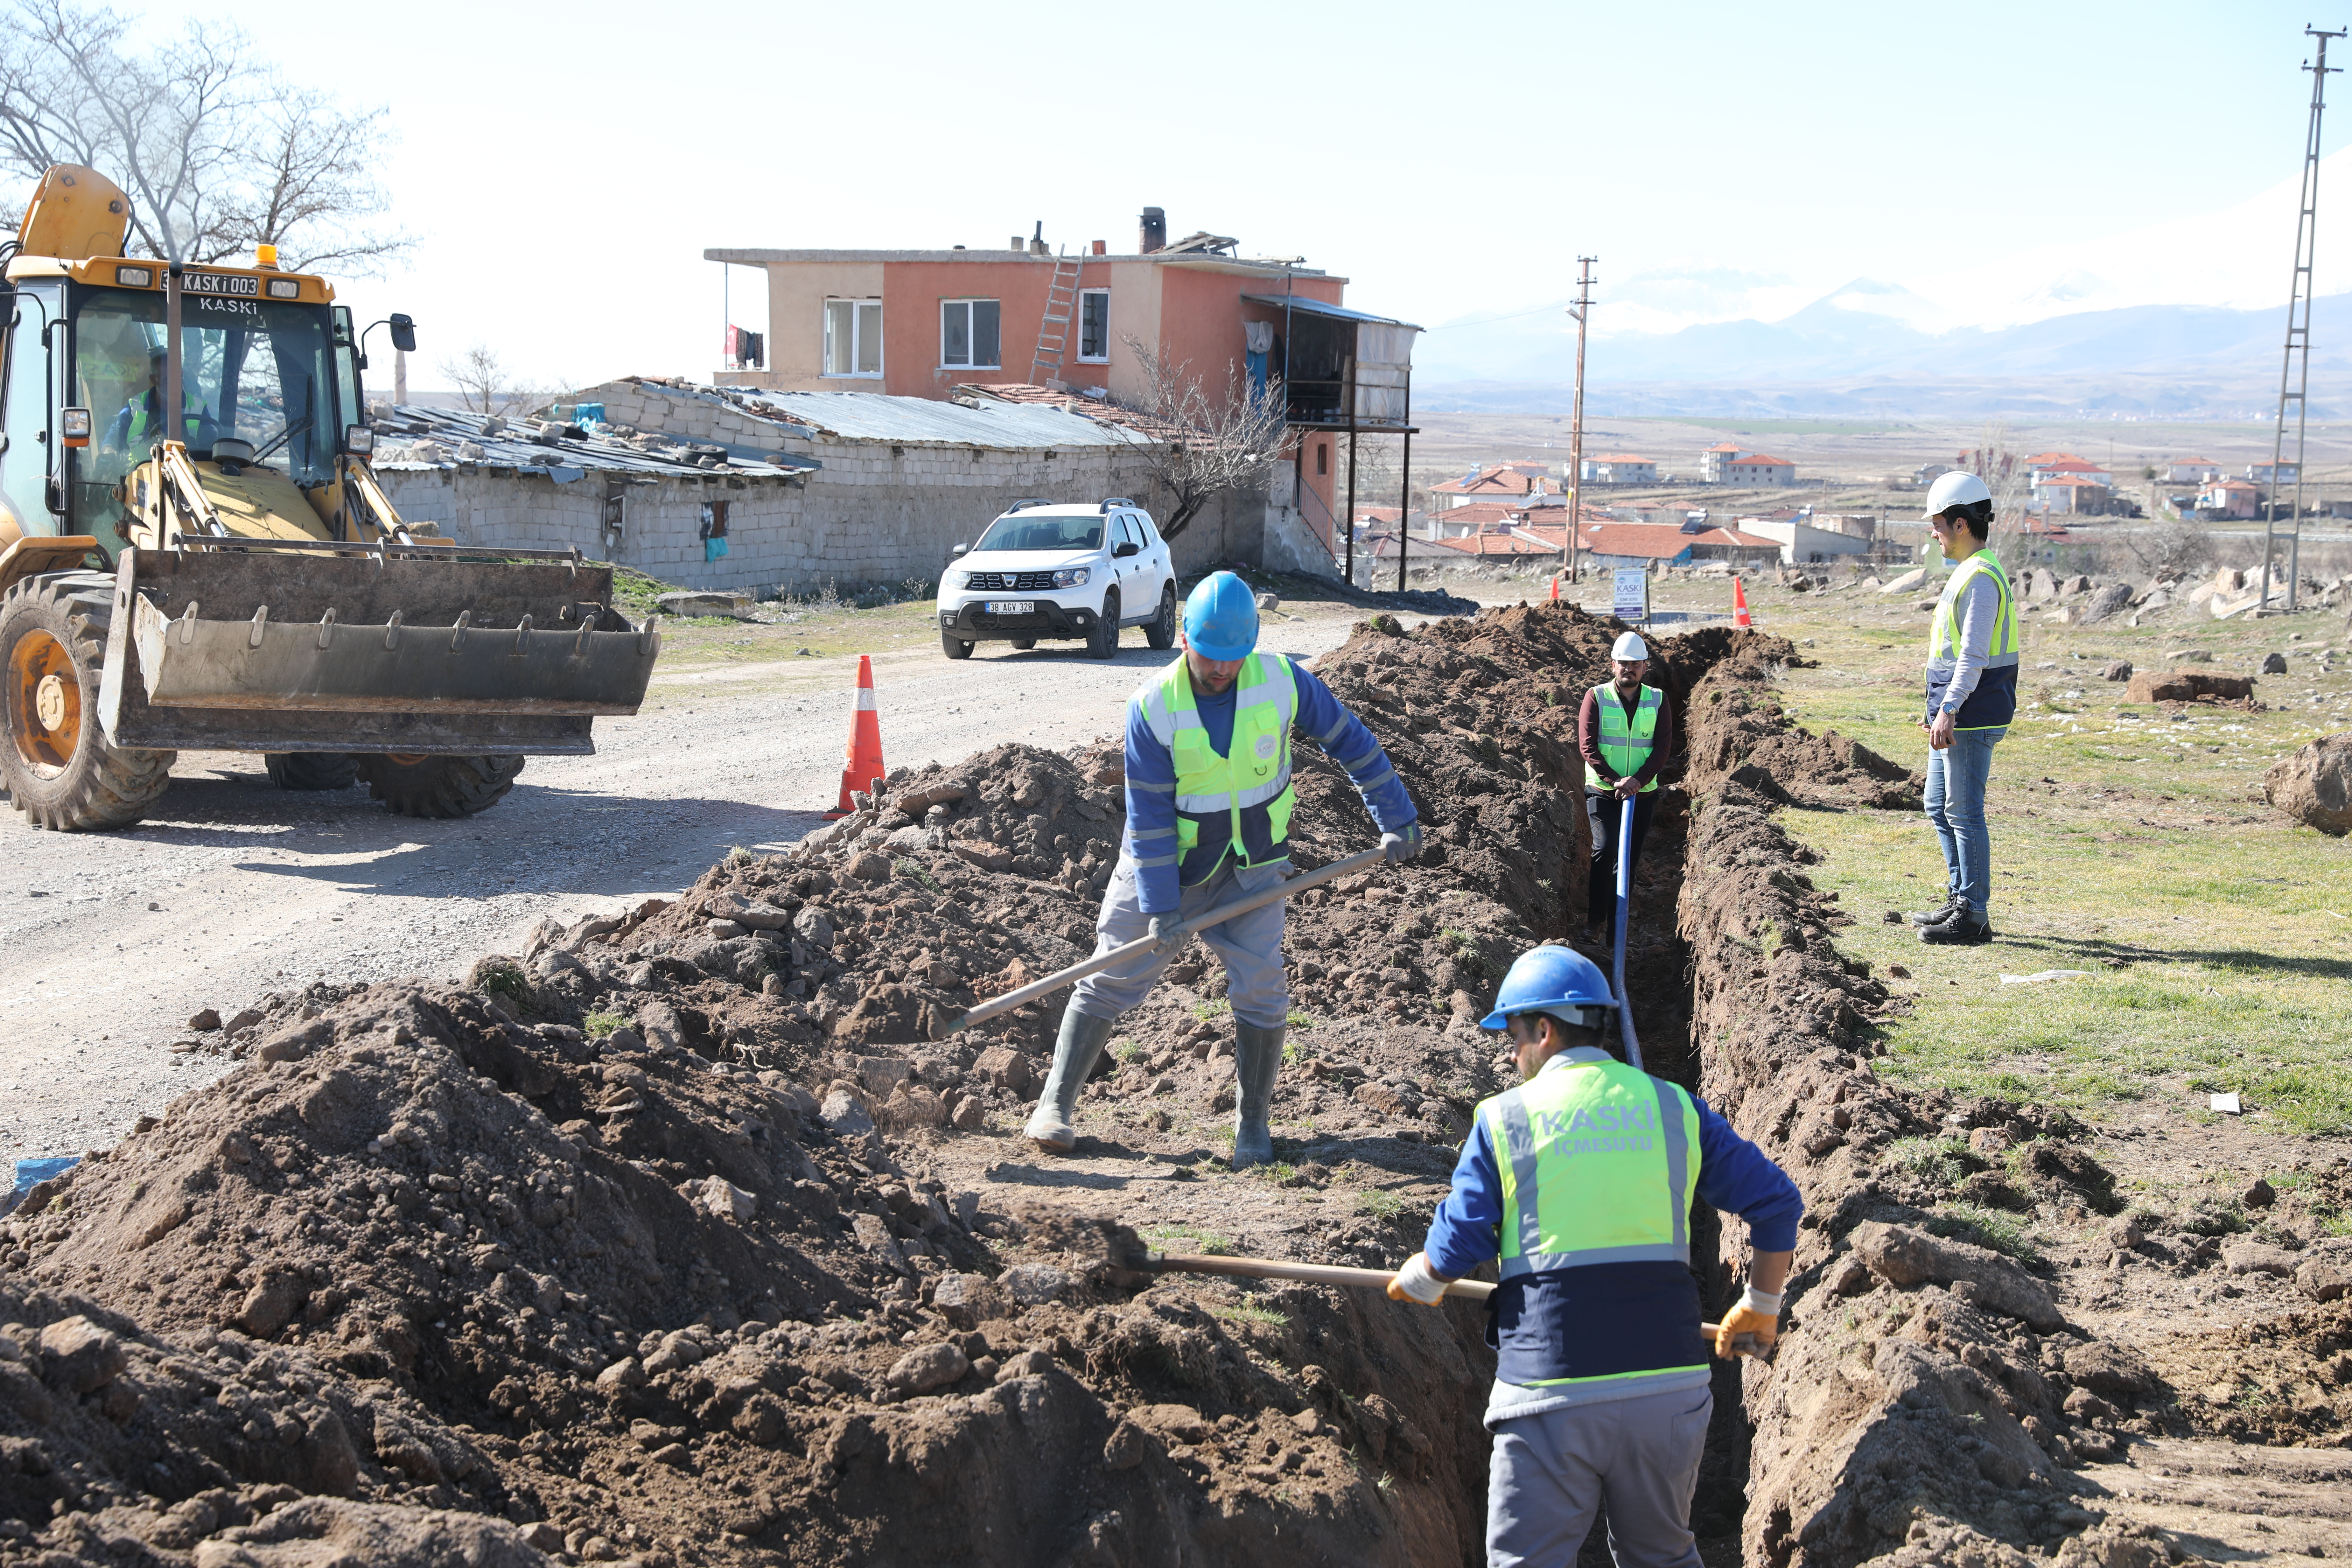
[1241,294,1421,332]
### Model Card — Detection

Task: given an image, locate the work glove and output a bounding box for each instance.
[1146,915,1171,950]
[1385,1251,1449,1305]
[1714,1284,1782,1360]
[1381,825,1423,866]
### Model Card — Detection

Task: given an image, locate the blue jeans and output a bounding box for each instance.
[1924,726,2005,916]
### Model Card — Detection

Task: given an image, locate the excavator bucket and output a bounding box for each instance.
[96,543,658,755]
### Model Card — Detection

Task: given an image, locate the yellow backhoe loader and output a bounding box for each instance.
[0,166,657,830]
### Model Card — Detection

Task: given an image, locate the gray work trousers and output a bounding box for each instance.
[1066,855,1290,1029]
[1486,1385,1712,1568]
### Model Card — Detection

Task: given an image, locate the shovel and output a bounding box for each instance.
[929,844,1390,1039]
[1137,1250,1760,1354]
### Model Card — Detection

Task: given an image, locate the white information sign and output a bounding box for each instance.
[1612,567,1650,622]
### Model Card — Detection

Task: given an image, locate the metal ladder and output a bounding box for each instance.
[1029,249,1084,387]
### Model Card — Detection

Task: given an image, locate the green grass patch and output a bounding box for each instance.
[583,1010,624,1038]
[1190,999,1233,1022]
[1114,1039,1146,1065]
[1356,1189,1406,1220]
[1212,1300,1288,1330]
[1923,1202,2044,1265]
[1141,1223,1237,1255]
[1286,1010,1318,1030]
[1885,1135,1971,1190]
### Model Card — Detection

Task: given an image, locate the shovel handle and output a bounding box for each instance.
[1144,1251,1746,1344]
[937,845,1390,1036]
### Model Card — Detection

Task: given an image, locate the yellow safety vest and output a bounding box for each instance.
[1590,682,1663,793]
[1137,652,1300,885]
[127,391,205,447]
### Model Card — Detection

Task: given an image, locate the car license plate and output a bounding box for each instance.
[985,600,1035,615]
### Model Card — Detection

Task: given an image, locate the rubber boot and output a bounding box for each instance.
[1230,1020,1285,1169]
[1026,1008,1117,1154]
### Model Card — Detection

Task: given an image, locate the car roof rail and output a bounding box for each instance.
[1099,497,1137,512]
[1003,497,1053,513]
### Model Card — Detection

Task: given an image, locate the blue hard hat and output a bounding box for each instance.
[1182,572,1259,661]
[1480,944,1617,1031]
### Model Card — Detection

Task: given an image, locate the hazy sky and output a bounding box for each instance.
[97,0,2352,388]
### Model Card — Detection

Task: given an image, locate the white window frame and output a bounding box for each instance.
[939,298,1002,371]
[822,298,883,379]
[1077,288,1111,363]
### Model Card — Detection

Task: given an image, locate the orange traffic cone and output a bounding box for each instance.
[1548,573,1560,602]
[825,654,886,818]
[1732,576,1752,628]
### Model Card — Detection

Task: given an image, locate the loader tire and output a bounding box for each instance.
[0,576,175,831]
[355,753,526,819]
[265,752,359,791]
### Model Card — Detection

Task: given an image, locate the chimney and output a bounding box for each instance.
[1091,239,1106,256]
[1139,206,1166,254]
[1029,220,1048,257]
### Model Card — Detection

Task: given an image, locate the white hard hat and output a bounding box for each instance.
[1611,631,1649,661]
[1923,470,1994,519]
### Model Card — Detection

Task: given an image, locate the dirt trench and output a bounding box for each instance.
[5,600,2339,1567]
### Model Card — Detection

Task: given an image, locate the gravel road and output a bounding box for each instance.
[0,611,1368,1173]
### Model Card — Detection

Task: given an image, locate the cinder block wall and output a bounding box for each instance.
[377,379,1271,595]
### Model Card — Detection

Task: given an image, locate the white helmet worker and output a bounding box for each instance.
[1611,631,1650,662]
[1922,470,1994,521]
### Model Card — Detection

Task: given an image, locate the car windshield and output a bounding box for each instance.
[973,513,1101,552]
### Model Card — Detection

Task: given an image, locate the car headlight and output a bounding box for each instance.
[953,572,972,589]
[1052,567,1091,588]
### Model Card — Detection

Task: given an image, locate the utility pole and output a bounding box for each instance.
[1565,257,1596,584]
[2263,23,2344,615]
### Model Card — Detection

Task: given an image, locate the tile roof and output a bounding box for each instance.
[1706,442,1742,452]
[369,404,818,481]
[2023,451,2086,465]
[1425,531,1561,558]
[1727,454,1792,467]
[1590,453,1654,463]
[1431,465,1543,496]
[1577,522,1779,558]
[2033,475,2109,488]
[2169,456,2216,464]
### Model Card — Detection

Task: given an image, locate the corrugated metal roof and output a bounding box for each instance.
[1240,294,1421,331]
[369,405,817,482]
[743,391,1157,449]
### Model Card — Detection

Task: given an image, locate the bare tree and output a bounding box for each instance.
[440,343,517,416]
[0,0,406,272]
[1111,335,1291,544]
[2121,508,2216,582]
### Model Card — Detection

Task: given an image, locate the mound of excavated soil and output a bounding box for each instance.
[23,598,2330,1568]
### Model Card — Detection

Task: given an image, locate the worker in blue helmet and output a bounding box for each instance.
[1389,943,1803,1568]
[1026,570,1421,1167]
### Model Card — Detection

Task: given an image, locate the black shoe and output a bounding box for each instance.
[1919,908,1993,945]
[1905,897,1962,926]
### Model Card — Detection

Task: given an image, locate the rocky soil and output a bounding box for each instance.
[4,600,2346,1567]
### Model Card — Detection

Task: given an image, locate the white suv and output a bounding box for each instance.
[937,499,1179,660]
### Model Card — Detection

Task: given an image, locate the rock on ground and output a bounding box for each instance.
[2265,730,2352,835]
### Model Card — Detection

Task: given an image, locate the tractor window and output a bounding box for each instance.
[0,287,59,540]
[68,286,340,548]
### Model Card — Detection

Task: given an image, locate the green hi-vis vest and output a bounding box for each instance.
[1139,651,1301,886]
[1926,551,2019,668]
[127,392,205,447]
[1485,1054,1700,1280]
[1589,682,1664,793]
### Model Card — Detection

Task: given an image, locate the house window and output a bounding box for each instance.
[1078,289,1110,361]
[824,299,882,377]
[940,299,1001,369]
[1316,442,1329,477]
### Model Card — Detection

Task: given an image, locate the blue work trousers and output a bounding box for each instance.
[1924,726,2006,916]
[1068,855,1290,1029]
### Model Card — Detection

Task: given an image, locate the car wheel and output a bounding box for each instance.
[1010,638,1036,650]
[941,632,974,660]
[1086,591,1120,659]
[1145,582,1178,650]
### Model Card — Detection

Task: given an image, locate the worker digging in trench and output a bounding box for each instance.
[1024,571,1420,1168]
[1580,630,1671,952]
[1388,943,1802,1568]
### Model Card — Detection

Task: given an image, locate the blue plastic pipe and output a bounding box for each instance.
[1612,794,1643,1071]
